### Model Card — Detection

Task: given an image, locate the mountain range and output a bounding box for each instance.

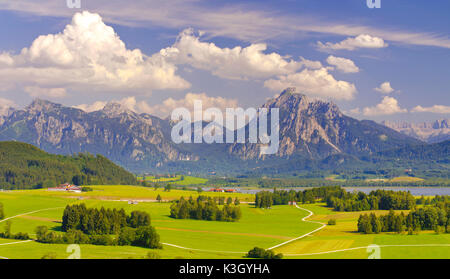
[382,119,450,143]
[0,88,447,177]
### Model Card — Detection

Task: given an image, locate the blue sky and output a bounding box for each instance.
[0,0,448,122]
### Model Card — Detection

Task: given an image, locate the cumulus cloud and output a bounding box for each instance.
[411,105,450,114]
[24,86,67,98]
[160,29,302,80]
[264,68,357,100]
[374,82,395,94]
[363,96,407,116]
[318,34,388,51]
[0,11,190,96]
[326,55,359,73]
[298,57,323,69]
[75,93,238,119]
[139,93,238,118]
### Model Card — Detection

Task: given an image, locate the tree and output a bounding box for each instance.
[156,194,162,203]
[0,202,4,220]
[226,197,233,205]
[134,226,161,249]
[164,184,172,192]
[234,198,240,206]
[2,220,11,238]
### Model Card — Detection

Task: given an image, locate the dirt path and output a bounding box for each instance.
[267,204,326,250]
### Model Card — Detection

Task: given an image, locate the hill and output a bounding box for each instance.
[0,141,137,189]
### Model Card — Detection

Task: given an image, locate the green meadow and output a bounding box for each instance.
[0,186,448,259]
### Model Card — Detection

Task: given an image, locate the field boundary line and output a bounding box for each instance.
[267,204,326,250]
[284,244,450,257]
[0,207,65,223]
[0,240,33,246]
[161,242,247,254]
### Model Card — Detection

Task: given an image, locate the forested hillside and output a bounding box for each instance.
[0,141,137,189]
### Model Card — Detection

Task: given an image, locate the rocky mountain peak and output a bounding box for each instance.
[101,102,136,118]
[26,99,62,113]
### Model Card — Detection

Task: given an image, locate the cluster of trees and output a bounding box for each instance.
[0,141,137,190]
[37,204,160,249]
[255,186,343,208]
[170,196,242,222]
[62,204,150,234]
[326,189,415,212]
[246,247,283,259]
[358,201,450,234]
[0,221,30,240]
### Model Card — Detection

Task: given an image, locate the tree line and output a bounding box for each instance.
[170,196,242,222]
[358,201,450,234]
[62,204,151,234]
[326,189,416,211]
[254,186,416,212]
[255,186,343,208]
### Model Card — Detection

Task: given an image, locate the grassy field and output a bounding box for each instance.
[137,175,208,186]
[273,203,450,259]
[0,186,448,259]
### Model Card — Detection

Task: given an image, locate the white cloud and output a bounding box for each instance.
[374,82,395,94]
[73,101,108,113]
[299,57,323,69]
[24,86,67,98]
[139,93,238,118]
[363,96,407,116]
[0,11,190,95]
[161,29,302,80]
[2,1,450,49]
[411,105,450,114]
[326,55,359,73]
[75,93,238,119]
[264,68,357,100]
[318,34,388,51]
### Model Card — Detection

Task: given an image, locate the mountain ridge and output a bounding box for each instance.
[0,89,434,175]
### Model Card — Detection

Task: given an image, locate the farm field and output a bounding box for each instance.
[137,175,208,186]
[0,186,449,259]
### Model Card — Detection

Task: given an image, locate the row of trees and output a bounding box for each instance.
[35,225,161,249]
[326,189,416,212]
[170,196,242,222]
[61,204,150,235]
[0,220,30,240]
[358,201,450,234]
[255,186,343,208]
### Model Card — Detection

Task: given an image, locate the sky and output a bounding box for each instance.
[0,0,448,122]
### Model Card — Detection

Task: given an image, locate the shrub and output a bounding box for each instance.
[246,247,283,259]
